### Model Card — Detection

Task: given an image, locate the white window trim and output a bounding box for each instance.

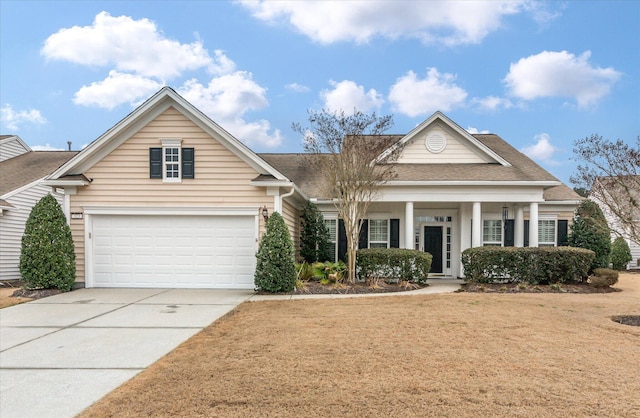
[369,219,389,249]
[323,218,338,262]
[161,138,182,183]
[538,218,557,247]
[482,219,503,246]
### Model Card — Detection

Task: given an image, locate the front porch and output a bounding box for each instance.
[320,199,571,279]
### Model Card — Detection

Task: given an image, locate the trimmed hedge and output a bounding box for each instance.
[254,212,297,293]
[19,194,76,291]
[588,268,619,288]
[356,248,432,284]
[461,246,595,284]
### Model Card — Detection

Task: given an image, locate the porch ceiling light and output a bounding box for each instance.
[502,206,509,227]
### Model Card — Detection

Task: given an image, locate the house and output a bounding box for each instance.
[0,135,77,280]
[44,87,582,289]
[591,176,640,269]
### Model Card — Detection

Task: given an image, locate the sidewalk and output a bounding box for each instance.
[248,279,462,301]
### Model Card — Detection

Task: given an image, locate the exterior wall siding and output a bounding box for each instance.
[0,137,30,162]
[69,107,272,283]
[281,199,300,259]
[0,184,64,280]
[397,122,491,164]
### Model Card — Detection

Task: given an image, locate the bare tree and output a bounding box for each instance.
[571,134,640,244]
[293,109,402,283]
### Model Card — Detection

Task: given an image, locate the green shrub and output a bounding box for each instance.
[356,248,432,285]
[296,262,315,281]
[461,246,594,284]
[610,237,632,270]
[19,194,76,291]
[299,202,332,263]
[254,212,297,293]
[588,268,619,288]
[568,200,611,271]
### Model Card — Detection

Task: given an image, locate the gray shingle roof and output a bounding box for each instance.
[259,134,582,201]
[0,151,78,196]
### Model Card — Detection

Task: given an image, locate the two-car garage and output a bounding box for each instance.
[88,213,257,289]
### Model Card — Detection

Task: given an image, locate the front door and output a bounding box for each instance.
[424,226,443,274]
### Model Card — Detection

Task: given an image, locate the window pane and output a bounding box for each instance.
[483,220,502,244]
[538,220,555,244]
[369,219,388,243]
[324,219,336,242]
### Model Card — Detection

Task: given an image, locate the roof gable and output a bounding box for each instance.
[381,112,511,167]
[0,135,31,162]
[48,87,288,181]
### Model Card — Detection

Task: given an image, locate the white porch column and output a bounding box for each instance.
[405,201,414,249]
[529,202,539,247]
[472,202,482,248]
[515,206,524,247]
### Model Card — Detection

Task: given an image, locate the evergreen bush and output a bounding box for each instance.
[588,268,619,288]
[356,248,432,284]
[610,237,632,270]
[568,200,611,271]
[254,212,297,293]
[461,246,594,284]
[299,202,332,263]
[19,194,76,291]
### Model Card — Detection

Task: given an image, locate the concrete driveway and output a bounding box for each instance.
[0,288,253,418]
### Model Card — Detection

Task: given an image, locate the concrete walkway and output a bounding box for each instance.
[248,279,463,301]
[0,280,460,418]
[0,288,253,418]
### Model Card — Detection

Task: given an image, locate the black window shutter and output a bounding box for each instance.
[504,219,515,247]
[358,219,368,249]
[182,147,195,179]
[390,219,400,248]
[524,220,530,247]
[338,219,347,262]
[149,148,162,179]
[557,220,568,246]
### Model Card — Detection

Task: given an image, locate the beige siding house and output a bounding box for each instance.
[45,87,582,288]
[0,136,77,280]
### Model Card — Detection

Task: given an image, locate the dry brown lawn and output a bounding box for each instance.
[0,287,32,308]
[81,274,640,418]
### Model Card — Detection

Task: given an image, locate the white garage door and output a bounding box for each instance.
[91,215,256,288]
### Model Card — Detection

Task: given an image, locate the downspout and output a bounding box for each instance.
[278,186,296,213]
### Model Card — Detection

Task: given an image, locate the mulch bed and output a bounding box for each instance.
[296,281,425,294]
[459,282,619,294]
[611,315,640,326]
[0,280,63,300]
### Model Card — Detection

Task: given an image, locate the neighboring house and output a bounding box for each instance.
[591,176,640,269]
[45,87,582,289]
[0,135,77,280]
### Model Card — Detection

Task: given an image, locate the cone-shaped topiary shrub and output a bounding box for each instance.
[300,202,332,263]
[254,212,296,292]
[19,194,76,291]
[568,199,611,271]
[610,236,632,270]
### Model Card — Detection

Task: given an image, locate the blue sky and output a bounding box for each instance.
[1,1,638,185]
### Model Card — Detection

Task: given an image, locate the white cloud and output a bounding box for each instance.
[31,144,65,151]
[178,74,282,147]
[285,82,310,93]
[239,0,530,45]
[471,96,513,111]
[320,80,384,113]
[521,133,560,163]
[466,126,490,134]
[1,104,47,131]
[388,68,468,117]
[73,71,163,109]
[504,50,621,108]
[41,11,223,80]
